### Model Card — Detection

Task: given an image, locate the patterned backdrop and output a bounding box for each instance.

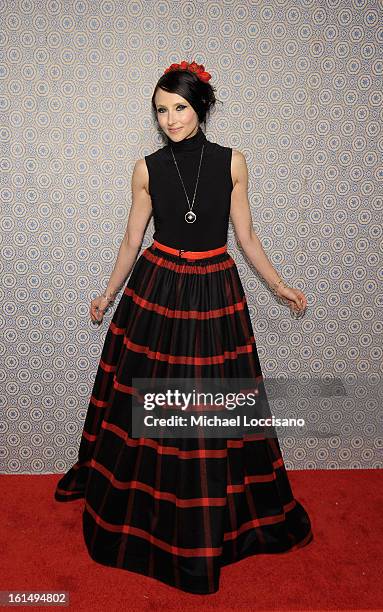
[1,0,382,473]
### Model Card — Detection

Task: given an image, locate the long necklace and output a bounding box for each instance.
[170,144,205,223]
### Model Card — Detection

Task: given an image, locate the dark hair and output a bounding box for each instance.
[151,69,221,129]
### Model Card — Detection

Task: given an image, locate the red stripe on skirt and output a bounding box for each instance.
[121,286,247,319]
[117,335,256,364]
[84,498,300,554]
[85,500,223,557]
[90,459,227,507]
[101,421,229,458]
[223,500,298,541]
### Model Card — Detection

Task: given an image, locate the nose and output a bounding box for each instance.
[167,111,178,126]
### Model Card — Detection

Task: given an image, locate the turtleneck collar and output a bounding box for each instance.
[167,125,207,152]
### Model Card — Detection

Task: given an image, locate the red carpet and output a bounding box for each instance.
[1,469,382,610]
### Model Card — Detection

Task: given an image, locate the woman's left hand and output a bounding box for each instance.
[275,285,307,317]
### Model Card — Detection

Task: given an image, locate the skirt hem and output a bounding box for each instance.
[83,527,313,596]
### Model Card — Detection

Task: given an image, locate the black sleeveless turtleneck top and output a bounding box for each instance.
[144,126,233,251]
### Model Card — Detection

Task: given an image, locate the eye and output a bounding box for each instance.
[157,105,186,113]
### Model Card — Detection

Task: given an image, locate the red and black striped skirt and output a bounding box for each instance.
[54,239,313,595]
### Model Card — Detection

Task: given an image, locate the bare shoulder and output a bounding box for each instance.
[230,148,248,187]
[132,158,150,195]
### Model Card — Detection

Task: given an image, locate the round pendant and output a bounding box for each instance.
[185,211,196,223]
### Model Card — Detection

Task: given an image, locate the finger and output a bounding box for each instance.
[296,295,306,310]
[90,304,103,322]
[292,298,300,309]
[290,301,304,316]
[296,303,305,316]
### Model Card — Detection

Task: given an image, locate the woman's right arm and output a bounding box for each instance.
[90,158,152,322]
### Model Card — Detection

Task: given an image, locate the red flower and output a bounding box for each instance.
[164,60,212,83]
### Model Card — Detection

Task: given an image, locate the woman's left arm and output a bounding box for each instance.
[229,149,307,316]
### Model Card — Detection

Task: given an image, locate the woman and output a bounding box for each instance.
[55,60,313,595]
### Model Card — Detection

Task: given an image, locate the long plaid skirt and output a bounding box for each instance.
[54,241,313,595]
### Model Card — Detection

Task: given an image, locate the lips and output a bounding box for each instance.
[169,127,182,132]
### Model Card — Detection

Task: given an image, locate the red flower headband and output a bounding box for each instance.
[163,60,211,83]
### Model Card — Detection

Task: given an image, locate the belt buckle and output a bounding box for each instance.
[178,249,185,258]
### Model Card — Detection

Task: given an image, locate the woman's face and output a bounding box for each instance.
[154,88,199,141]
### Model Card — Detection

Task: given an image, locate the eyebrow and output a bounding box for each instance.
[156,102,185,108]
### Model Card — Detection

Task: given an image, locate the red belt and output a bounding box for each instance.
[152,239,227,259]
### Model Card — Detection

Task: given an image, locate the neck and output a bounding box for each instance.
[167,125,207,152]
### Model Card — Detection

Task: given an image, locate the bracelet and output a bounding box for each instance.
[101,291,117,303]
[271,278,287,293]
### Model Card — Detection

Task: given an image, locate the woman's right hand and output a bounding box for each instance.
[90,295,112,323]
